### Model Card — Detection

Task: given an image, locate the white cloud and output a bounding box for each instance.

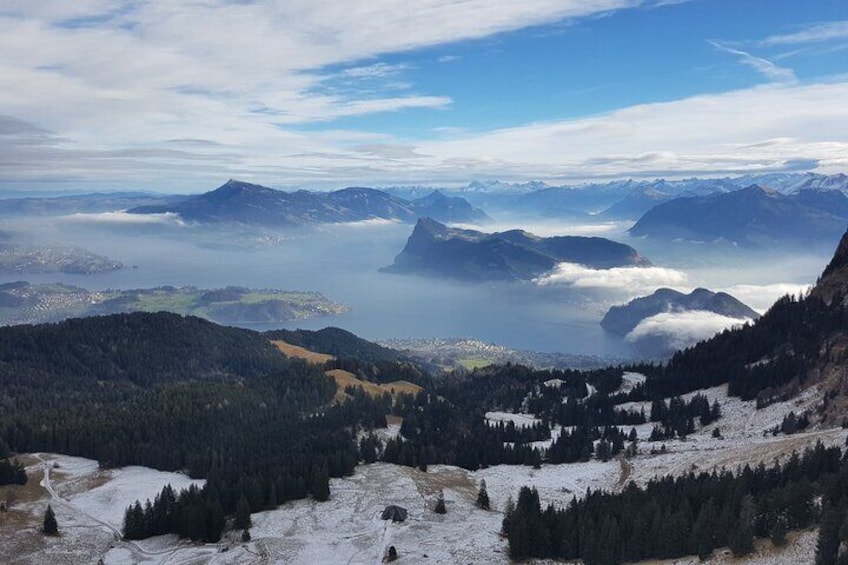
[0,2,845,189]
[415,81,848,183]
[719,283,811,314]
[59,211,185,225]
[534,262,688,296]
[329,218,401,229]
[709,41,796,84]
[759,21,848,47]
[337,63,411,79]
[625,310,752,350]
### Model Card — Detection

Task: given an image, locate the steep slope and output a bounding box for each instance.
[629,185,848,246]
[601,287,760,336]
[128,180,488,227]
[383,217,650,281]
[639,229,848,422]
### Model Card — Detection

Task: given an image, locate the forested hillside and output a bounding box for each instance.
[0,312,389,542]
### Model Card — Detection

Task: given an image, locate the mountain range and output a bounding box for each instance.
[436,172,848,220]
[5,226,848,562]
[128,180,490,227]
[382,217,650,281]
[629,184,848,246]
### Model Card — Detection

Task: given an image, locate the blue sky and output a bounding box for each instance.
[0,0,846,193]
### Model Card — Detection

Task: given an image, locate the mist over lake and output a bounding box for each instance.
[0,216,829,358]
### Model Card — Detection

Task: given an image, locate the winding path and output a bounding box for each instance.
[33,454,221,564]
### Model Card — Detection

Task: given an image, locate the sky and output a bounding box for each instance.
[0,0,847,193]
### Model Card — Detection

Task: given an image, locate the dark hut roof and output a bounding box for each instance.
[381,505,408,522]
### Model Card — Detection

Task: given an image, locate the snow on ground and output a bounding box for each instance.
[484,411,541,428]
[1,454,212,565]
[3,379,841,565]
[370,422,401,443]
[478,459,620,508]
[640,529,817,565]
[621,383,846,487]
[619,371,646,393]
[70,465,204,530]
[248,462,509,564]
[528,424,562,451]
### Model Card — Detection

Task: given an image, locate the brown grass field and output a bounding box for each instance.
[270,340,335,364]
[270,340,423,403]
[325,369,423,403]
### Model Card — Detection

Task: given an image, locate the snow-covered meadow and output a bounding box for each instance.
[3,377,844,564]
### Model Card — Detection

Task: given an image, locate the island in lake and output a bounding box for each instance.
[0,282,349,326]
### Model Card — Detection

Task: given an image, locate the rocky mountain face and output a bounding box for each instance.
[382,217,650,281]
[128,180,490,227]
[629,184,848,246]
[601,287,760,336]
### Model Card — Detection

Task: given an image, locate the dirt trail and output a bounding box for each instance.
[33,454,220,564]
[616,457,632,490]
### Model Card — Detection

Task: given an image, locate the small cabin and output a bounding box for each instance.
[380,505,408,523]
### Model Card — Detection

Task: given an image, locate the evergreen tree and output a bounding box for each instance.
[476,479,490,510]
[234,494,252,530]
[0,458,27,486]
[43,504,58,535]
[310,467,330,502]
[691,499,717,560]
[502,496,515,534]
[241,529,251,542]
[816,502,842,565]
[770,513,787,547]
[434,491,446,514]
[729,495,755,557]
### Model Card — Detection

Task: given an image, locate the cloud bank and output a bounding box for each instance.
[534,262,688,296]
[59,211,185,226]
[626,310,752,351]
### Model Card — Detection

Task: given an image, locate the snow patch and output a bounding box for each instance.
[485,411,541,428]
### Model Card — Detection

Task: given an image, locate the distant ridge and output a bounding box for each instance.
[629,184,848,246]
[128,180,490,227]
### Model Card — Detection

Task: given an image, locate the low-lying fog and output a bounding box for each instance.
[0,213,829,359]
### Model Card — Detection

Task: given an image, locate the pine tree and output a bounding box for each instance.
[43,504,58,535]
[770,513,787,547]
[434,491,446,514]
[310,467,330,502]
[691,499,717,560]
[729,495,755,557]
[502,495,515,534]
[241,529,251,542]
[476,479,490,510]
[234,494,252,530]
[816,502,842,565]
